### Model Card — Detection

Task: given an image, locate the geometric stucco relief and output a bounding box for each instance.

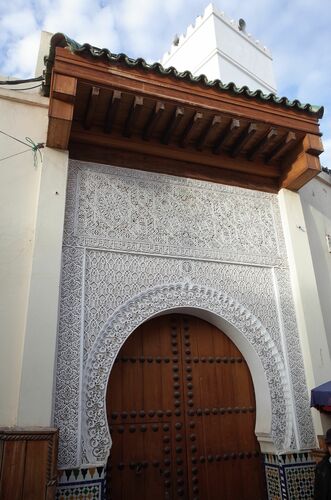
[54,160,315,468]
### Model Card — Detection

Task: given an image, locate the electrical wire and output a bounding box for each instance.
[0,130,45,166]
[0,149,32,163]
[9,84,43,91]
[0,76,43,85]
[0,129,31,147]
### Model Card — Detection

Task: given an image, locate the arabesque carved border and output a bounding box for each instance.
[82,282,292,464]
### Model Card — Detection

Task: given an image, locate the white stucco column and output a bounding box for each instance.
[17,147,69,426]
[278,188,331,436]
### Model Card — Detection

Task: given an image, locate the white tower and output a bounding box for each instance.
[160,3,277,94]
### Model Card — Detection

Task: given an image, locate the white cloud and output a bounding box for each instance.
[0,0,121,76]
[43,0,119,49]
[1,31,40,77]
[1,10,38,38]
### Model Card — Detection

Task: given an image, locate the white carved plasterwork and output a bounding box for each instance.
[83,251,282,359]
[54,246,84,466]
[274,267,316,448]
[54,159,314,468]
[64,160,286,267]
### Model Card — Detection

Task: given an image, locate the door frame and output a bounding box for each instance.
[81,282,292,465]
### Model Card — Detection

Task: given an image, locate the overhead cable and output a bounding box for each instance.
[0,75,44,85]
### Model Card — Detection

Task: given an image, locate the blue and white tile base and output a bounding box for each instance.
[56,466,106,500]
[264,452,316,499]
[55,453,316,499]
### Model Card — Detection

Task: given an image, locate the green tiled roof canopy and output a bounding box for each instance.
[43,33,324,119]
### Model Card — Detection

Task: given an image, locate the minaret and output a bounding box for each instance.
[160,3,277,94]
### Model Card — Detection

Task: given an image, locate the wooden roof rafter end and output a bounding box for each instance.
[47,47,324,193]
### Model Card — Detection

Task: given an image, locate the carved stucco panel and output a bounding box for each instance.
[83,251,282,359]
[64,160,285,267]
[54,159,315,468]
[273,267,315,448]
[54,246,84,467]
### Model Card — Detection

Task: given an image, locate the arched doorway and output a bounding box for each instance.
[106,314,266,499]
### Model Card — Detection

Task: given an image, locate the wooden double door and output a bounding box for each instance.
[106,314,266,499]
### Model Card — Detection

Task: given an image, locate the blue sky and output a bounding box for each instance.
[0,0,330,166]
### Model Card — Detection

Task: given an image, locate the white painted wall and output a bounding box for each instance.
[160,3,276,94]
[0,80,69,427]
[17,147,68,426]
[0,28,69,428]
[300,173,331,358]
[278,189,331,435]
[0,89,48,425]
[35,31,53,79]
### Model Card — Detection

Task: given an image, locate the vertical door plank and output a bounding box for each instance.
[184,315,266,500]
[22,441,48,500]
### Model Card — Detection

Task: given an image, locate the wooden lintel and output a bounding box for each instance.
[179,112,203,147]
[104,90,122,133]
[70,125,280,179]
[196,115,222,151]
[51,73,77,104]
[143,101,165,140]
[47,98,74,149]
[123,96,144,138]
[84,86,100,130]
[230,123,257,158]
[266,131,297,164]
[70,144,279,193]
[161,106,184,144]
[280,152,321,190]
[213,119,240,154]
[247,128,278,161]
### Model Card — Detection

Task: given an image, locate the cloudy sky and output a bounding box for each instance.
[0,0,330,166]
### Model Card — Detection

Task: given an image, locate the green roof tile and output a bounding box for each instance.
[43,33,324,119]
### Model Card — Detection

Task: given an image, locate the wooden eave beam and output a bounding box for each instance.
[265,131,297,164]
[161,106,184,144]
[47,73,77,149]
[196,115,222,151]
[230,123,257,157]
[247,128,278,161]
[143,101,165,140]
[123,95,144,137]
[84,86,100,129]
[213,119,240,154]
[104,90,121,133]
[179,111,203,147]
[53,48,321,135]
